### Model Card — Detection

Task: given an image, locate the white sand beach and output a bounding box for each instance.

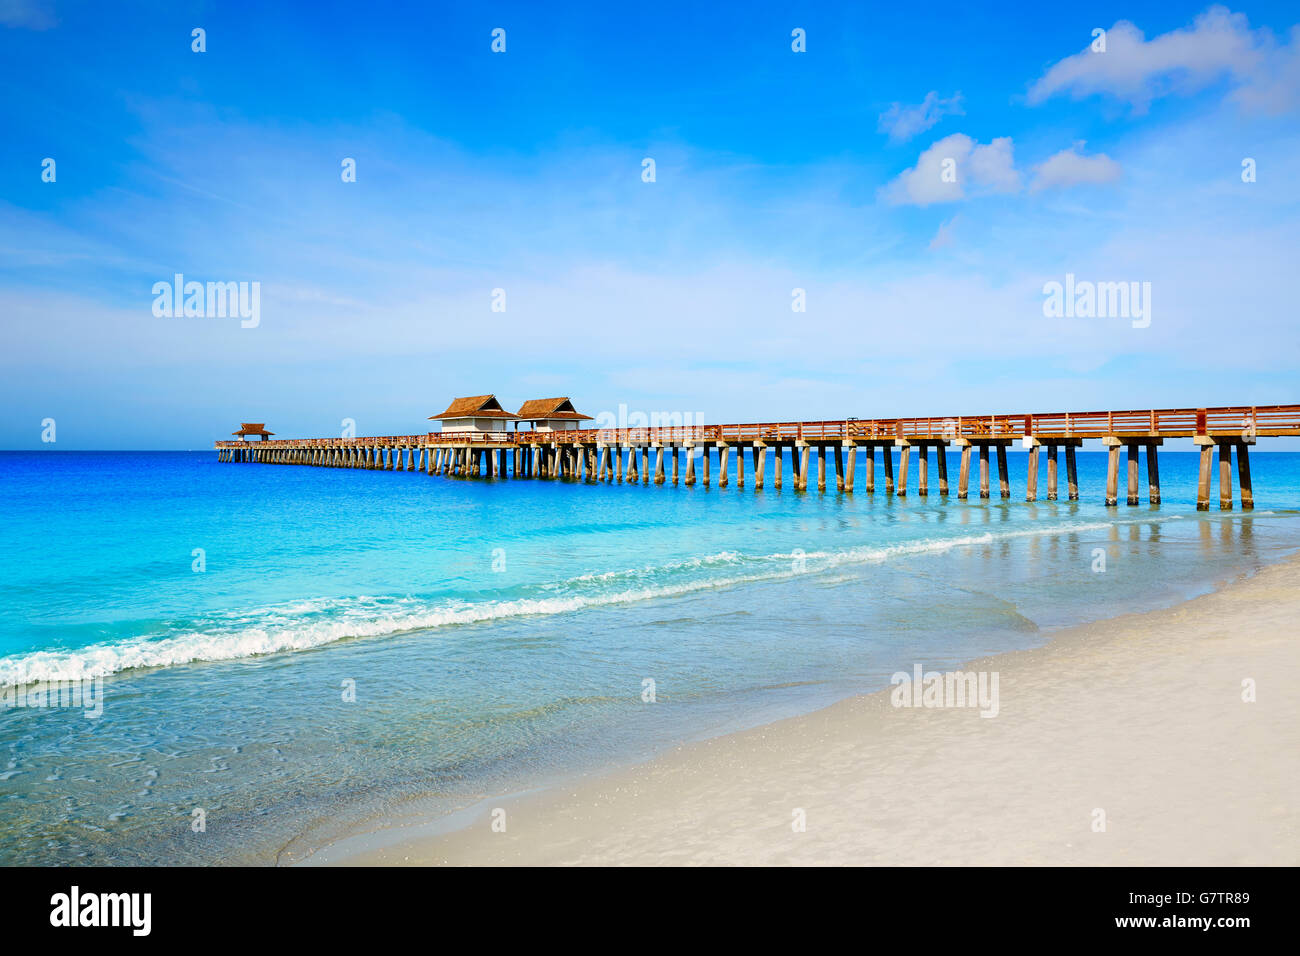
[330,555,1300,866]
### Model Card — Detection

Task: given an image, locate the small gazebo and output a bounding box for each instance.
[514,398,593,433]
[231,423,274,441]
[429,395,519,433]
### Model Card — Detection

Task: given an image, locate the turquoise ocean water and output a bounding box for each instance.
[2,448,1298,864]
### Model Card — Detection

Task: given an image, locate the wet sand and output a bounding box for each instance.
[323,554,1300,866]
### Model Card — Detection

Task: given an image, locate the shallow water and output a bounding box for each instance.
[1,449,1297,864]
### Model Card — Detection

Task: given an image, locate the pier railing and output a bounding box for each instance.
[214,404,1300,451]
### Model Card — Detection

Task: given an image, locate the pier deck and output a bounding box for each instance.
[215,404,1300,510]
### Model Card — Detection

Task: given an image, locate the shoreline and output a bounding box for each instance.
[314,552,1300,866]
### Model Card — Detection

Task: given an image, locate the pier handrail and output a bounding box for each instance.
[214,403,1300,449]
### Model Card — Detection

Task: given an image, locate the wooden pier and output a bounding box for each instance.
[215,405,1300,511]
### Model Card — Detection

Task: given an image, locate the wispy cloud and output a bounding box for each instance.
[877,91,964,144]
[928,216,959,250]
[1031,143,1122,191]
[1027,5,1300,114]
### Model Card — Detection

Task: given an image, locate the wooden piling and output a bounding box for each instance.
[685,444,696,485]
[864,446,875,493]
[1196,440,1213,510]
[1104,439,1120,506]
[917,444,928,497]
[1065,444,1079,500]
[958,443,971,499]
[1236,442,1253,509]
[995,444,1009,499]
[1126,443,1140,506]
[1045,444,1057,500]
[1146,442,1160,504]
[936,442,948,495]
[817,445,827,492]
[798,444,811,491]
[718,445,729,488]
[1219,442,1233,510]
[736,444,745,489]
[773,444,783,490]
[1026,443,1039,502]
[978,444,989,499]
[754,444,766,490]
[843,443,854,492]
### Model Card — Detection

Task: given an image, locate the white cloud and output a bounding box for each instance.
[1230,24,1300,113]
[1027,5,1299,114]
[1031,143,1122,191]
[882,134,1021,206]
[877,91,964,143]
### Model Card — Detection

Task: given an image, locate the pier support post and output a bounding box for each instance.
[978,444,989,499]
[1236,441,1253,510]
[917,444,929,497]
[843,442,854,492]
[1104,437,1121,506]
[773,445,783,489]
[1045,444,1057,500]
[957,442,971,499]
[798,443,811,491]
[936,442,948,496]
[754,443,766,490]
[718,445,729,488]
[736,444,745,489]
[1026,441,1040,502]
[1126,443,1140,506]
[995,444,1009,499]
[1146,441,1160,505]
[896,443,909,497]
[1196,438,1213,509]
[654,445,665,485]
[641,446,650,485]
[671,445,680,485]
[817,445,827,492]
[1066,444,1079,500]
[865,445,875,493]
[834,444,844,492]
[1219,442,1233,511]
[702,443,711,487]
[685,444,696,485]
[884,445,895,496]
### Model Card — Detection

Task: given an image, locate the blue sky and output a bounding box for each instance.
[2,0,1298,448]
